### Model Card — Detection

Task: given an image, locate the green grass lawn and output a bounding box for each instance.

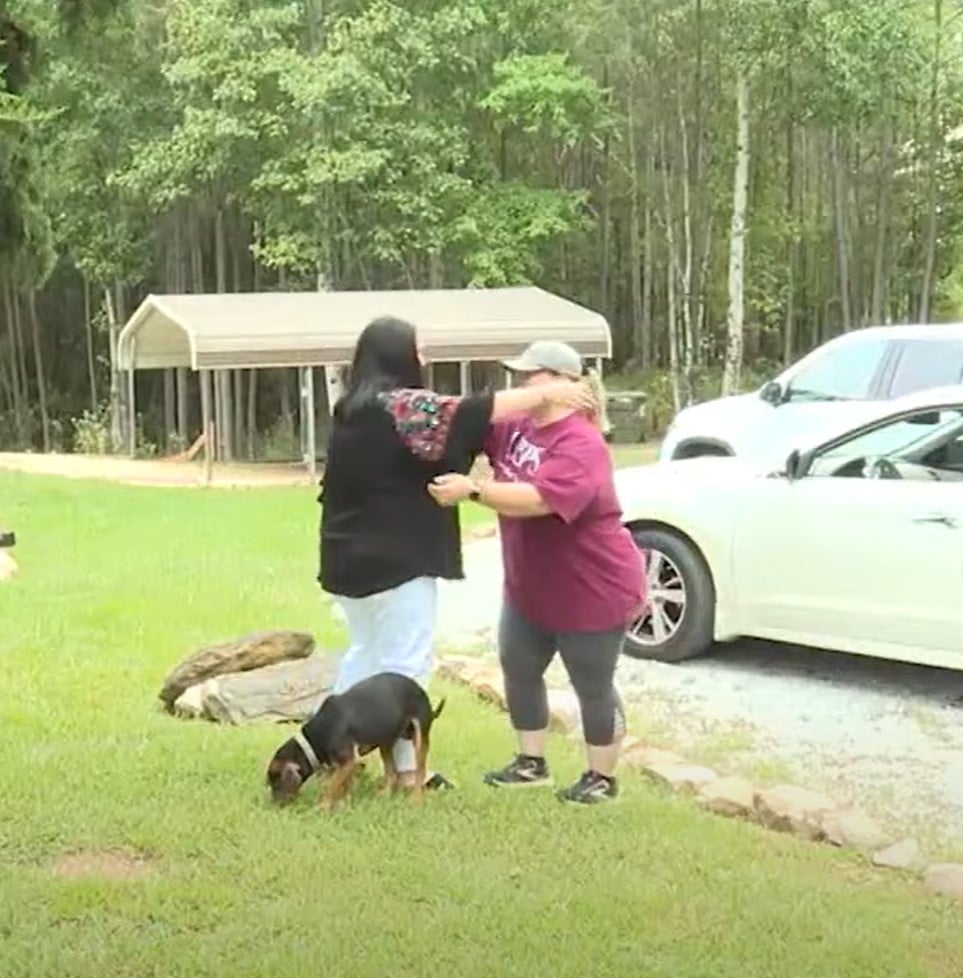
[1,471,961,978]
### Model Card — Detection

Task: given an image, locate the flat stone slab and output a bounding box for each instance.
[174,654,338,725]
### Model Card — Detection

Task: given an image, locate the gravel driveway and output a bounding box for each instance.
[439,537,963,856]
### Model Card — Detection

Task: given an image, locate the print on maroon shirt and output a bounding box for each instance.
[484,412,645,633]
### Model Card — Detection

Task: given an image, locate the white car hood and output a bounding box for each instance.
[672,392,759,428]
[614,456,764,513]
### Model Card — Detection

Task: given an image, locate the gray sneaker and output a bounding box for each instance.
[556,770,618,805]
[483,754,552,788]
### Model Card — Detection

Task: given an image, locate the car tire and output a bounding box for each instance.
[623,527,715,663]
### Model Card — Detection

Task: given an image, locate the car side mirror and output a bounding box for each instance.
[784,450,800,481]
[786,449,813,481]
[785,449,813,482]
[760,381,783,406]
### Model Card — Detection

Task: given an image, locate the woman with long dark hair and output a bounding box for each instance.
[319,317,591,792]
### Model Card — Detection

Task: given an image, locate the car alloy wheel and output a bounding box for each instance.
[626,548,687,647]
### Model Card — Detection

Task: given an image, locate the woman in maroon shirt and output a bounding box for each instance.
[430,341,643,805]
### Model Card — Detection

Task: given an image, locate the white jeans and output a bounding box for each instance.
[333,576,437,773]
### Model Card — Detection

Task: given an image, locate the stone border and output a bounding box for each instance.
[0,550,17,581]
[437,653,963,905]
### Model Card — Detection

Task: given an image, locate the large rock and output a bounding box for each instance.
[698,776,755,818]
[546,689,581,733]
[435,655,478,683]
[469,669,507,710]
[820,808,891,852]
[173,655,338,725]
[754,785,838,840]
[622,745,686,769]
[923,864,963,902]
[872,838,927,873]
[159,630,315,710]
[643,762,718,795]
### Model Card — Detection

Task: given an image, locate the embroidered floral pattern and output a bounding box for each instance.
[380,388,461,461]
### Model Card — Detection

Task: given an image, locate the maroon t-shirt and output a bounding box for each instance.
[484,412,645,633]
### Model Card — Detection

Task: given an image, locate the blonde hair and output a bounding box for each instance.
[583,368,612,436]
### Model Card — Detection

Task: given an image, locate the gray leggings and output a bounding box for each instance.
[499,602,626,747]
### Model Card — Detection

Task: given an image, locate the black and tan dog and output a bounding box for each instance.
[266,672,445,810]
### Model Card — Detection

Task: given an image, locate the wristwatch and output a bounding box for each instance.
[468,482,482,503]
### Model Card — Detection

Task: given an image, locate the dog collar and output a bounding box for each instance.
[293,731,321,773]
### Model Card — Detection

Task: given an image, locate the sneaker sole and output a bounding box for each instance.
[557,791,619,805]
[484,777,554,789]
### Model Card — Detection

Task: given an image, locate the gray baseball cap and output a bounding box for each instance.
[502,340,583,379]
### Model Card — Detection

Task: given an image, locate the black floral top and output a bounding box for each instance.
[319,388,494,598]
[378,389,462,462]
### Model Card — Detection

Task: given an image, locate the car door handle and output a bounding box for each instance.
[911,513,958,528]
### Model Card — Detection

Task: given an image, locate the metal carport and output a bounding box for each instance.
[116,287,611,482]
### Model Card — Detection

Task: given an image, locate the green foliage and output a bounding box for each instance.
[70,406,111,454]
[453,182,589,285]
[482,52,612,146]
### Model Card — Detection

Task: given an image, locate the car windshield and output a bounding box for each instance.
[817,409,963,466]
[782,335,889,402]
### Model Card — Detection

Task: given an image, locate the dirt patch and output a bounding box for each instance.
[51,848,155,881]
[0,451,314,488]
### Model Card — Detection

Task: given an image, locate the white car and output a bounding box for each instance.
[619,385,963,670]
[659,323,963,465]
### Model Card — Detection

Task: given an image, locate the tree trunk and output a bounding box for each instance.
[677,82,694,403]
[26,291,50,452]
[642,136,654,370]
[599,60,613,320]
[695,215,714,368]
[104,285,123,452]
[783,120,798,365]
[2,277,25,443]
[831,128,853,332]
[659,126,682,413]
[871,122,895,324]
[11,279,29,423]
[627,97,644,365]
[919,0,943,323]
[83,274,98,411]
[690,0,710,366]
[666,254,681,415]
[721,71,750,396]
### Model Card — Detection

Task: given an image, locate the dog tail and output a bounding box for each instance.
[431,697,446,721]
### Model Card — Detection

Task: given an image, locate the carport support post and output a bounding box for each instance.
[459,360,471,395]
[201,369,213,486]
[595,357,603,377]
[127,338,137,459]
[300,365,317,478]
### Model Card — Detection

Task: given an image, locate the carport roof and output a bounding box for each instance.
[117,287,611,371]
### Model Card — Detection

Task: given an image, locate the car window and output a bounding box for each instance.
[887,339,963,399]
[808,407,963,477]
[785,336,889,402]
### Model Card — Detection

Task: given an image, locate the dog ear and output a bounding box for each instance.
[266,758,283,786]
